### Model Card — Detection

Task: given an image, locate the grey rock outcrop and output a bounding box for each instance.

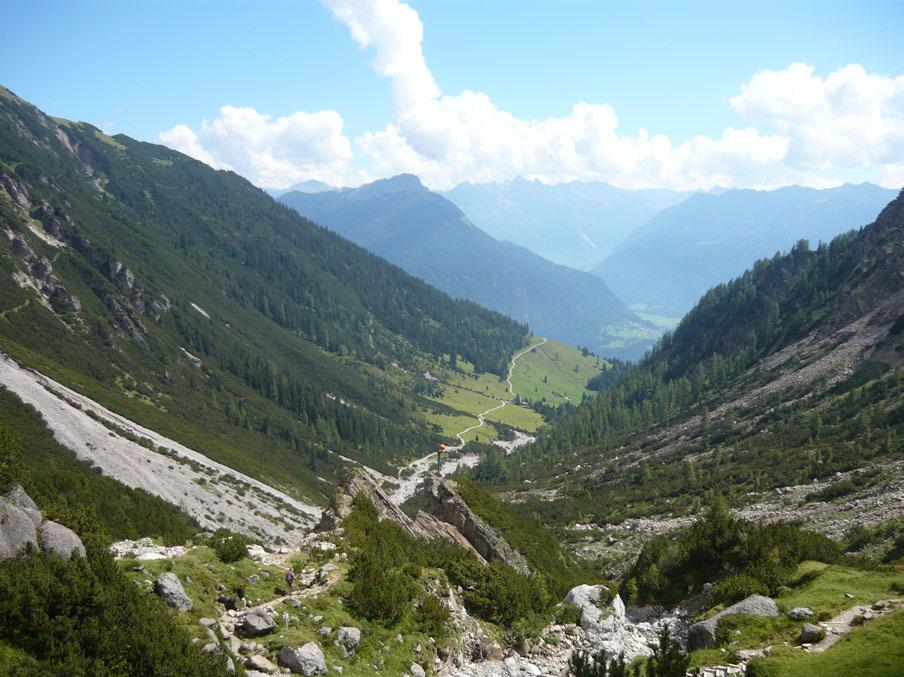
[3,484,42,526]
[688,594,779,650]
[240,609,276,637]
[410,663,426,677]
[38,520,86,559]
[335,626,361,655]
[317,469,530,573]
[421,475,531,574]
[788,607,813,621]
[0,498,38,558]
[154,572,193,612]
[280,642,327,675]
[1,485,86,561]
[315,468,418,533]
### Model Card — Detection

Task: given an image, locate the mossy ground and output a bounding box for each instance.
[688,561,904,671]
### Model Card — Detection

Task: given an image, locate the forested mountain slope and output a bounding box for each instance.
[0,86,528,503]
[593,183,897,317]
[473,190,904,533]
[281,175,656,359]
[442,177,687,270]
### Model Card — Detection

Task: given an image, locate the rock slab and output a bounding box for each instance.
[280,642,327,675]
[241,609,276,637]
[688,594,779,650]
[39,520,86,559]
[0,499,38,559]
[154,572,193,612]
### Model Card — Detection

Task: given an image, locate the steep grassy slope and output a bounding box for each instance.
[0,86,527,502]
[509,338,606,405]
[594,184,896,317]
[281,175,656,360]
[472,190,904,527]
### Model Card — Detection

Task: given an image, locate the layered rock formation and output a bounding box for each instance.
[421,475,530,574]
[316,469,528,572]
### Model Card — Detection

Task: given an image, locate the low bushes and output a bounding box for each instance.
[622,498,842,605]
[344,495,550,632]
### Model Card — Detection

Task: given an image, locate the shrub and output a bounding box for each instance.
[647,626,690,677]
[209,529,249,563]
[0,545,223,674]
[623,498,842,605]
[414,594,450,639]
[0,424,22,492]
[710,574,768,606]
[554,603,582,626]
[568,649,633,676]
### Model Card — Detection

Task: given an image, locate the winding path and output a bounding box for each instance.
[388,338,547,504]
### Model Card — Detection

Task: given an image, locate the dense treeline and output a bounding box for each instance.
[0,545,226,676]
[97,133,527,376]
[470,193,904,523]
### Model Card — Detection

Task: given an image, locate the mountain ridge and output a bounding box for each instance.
[280,174,659,359]
[593,182,897,317]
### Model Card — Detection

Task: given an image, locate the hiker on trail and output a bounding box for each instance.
[286,567,295,590]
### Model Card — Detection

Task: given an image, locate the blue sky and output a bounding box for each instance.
[2,0,903,190]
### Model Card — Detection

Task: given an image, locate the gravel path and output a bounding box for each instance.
[388,339,546,505]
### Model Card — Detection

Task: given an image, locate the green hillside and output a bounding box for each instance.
[0,86,527,502]
[509,338,607,405]
[472,191,904,525]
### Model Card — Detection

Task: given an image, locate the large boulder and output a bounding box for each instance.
[280,642,327,675]
[3,485,42,527]
[0,499,38,559]
[240,609,276,637]
[799,623,825,644]
[38,520,85,559]
[788,607,814,621]
[335,626,361,655]
[688,594,779,650]
[563,584,625,632]
[564,583,609,609]
[154,572,193,612]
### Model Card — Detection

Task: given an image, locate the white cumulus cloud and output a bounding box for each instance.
[730,63,904,171]
[156,0,904,191]
[158,106,353,189]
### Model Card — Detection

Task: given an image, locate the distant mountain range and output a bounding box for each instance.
[280,175,657,359]
[442,177,688,270]
[592,183,898,317]
[266,179,334,198]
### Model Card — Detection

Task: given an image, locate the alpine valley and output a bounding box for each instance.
[1,84,903,677]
